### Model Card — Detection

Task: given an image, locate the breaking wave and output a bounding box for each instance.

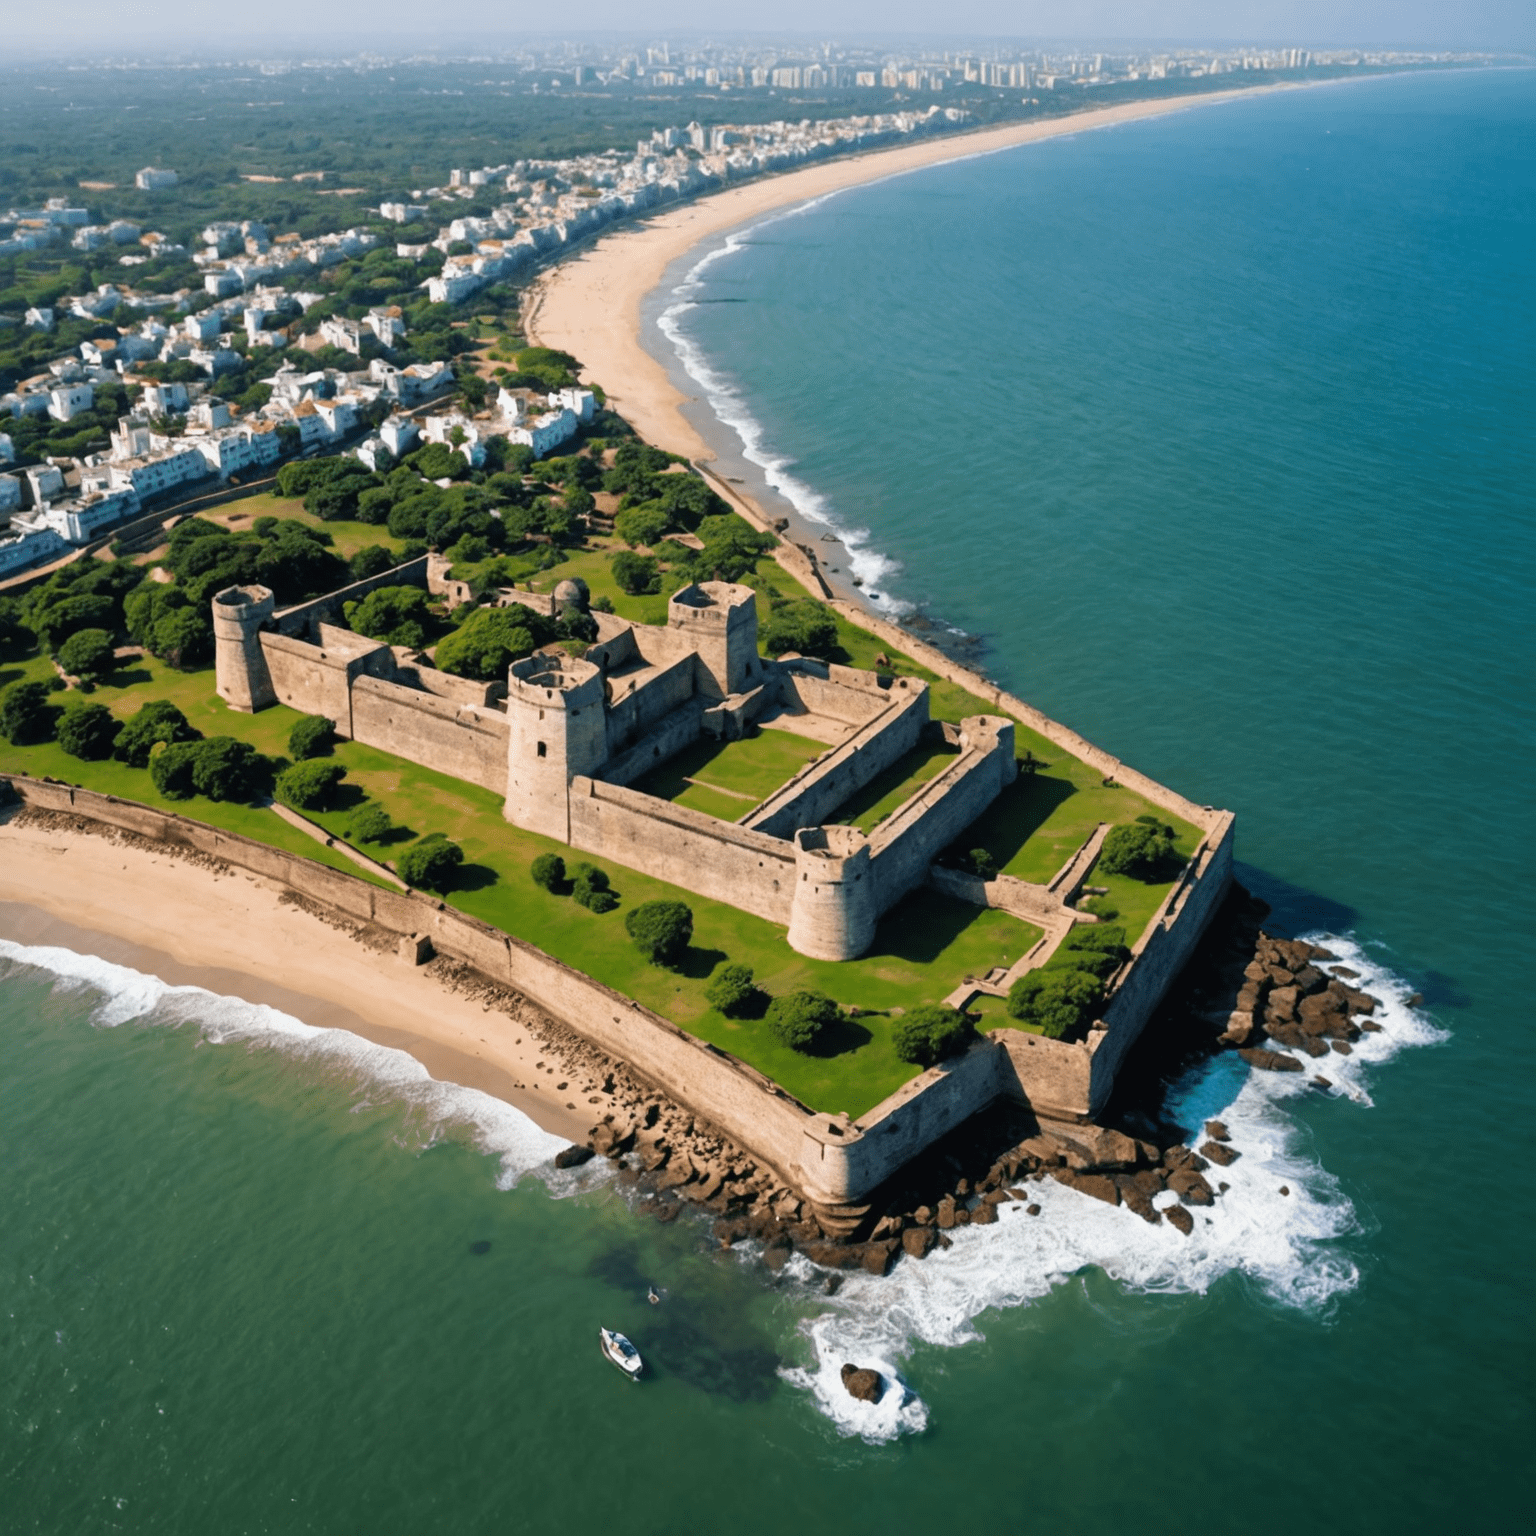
[0,938,569,1189]
[656,196,911,613]
[781,933,1447,1443]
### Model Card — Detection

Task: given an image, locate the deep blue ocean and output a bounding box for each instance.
[4,68,1532,1531]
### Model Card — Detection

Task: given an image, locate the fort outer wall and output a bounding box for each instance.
[1,778,1234,1202]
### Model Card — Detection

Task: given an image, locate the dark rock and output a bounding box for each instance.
[1164,1204,1195,1236]
[1279,1186,1290,1196]
[1200,1140,1240,1167]
[1407,992,1423,1007]
[902,1225,938,1260]
[1311,1077,1332,1090]
[554,1144,594,1170]
[912,1205,934,1226]
[1167,1167,1214,1205]
[1361,1020,1383,1033]
[936,1233,953,1249]
[1026,1204,1042,1216]
[1292,964,1327,995]
[862,1240,899,1275]
[1331,1039,1354,1055]
[1240,1047,1304,1073]
[1328,965,1360,979]
[762,1242,792,1271]
[841,1363,884,1404]
[824,1274,843,1295]
[801,1241,864,1271]
[1204,1120,1231,1143]
[713,1217,749,1246]
[654,1201,680,1223]
[970,1200,998,1225]
[1300,1035,1330,1058]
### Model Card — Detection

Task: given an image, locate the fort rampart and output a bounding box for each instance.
[1,776,1234,1203]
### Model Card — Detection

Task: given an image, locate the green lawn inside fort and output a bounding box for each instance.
[0,561,1199,1119]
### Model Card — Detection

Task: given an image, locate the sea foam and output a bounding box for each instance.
[781,933,1447,1443]
[656,196,911,612]
[0,938,569,1188]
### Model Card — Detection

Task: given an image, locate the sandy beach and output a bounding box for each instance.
[527,85,1296,473]
[0,813,590,1144]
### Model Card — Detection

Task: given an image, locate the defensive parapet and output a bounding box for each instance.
[667,581,760,700]
[504,649,608,841]
[213,584,276,712]
[787,825,877,961]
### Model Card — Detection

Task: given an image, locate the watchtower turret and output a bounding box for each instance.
[212,584,276,712]
[787,825,877,961]
[504,650,608,841]
[667,581,760,701]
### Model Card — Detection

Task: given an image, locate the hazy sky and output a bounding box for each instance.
[3,0,1530,51]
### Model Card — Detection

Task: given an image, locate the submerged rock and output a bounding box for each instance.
[554,1144,594,1169]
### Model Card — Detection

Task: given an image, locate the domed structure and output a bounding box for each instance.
[553,577,590,611]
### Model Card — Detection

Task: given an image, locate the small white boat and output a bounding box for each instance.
[599,1327,643,1380]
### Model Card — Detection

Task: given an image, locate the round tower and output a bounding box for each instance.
[787,826,878,961]
[212,584,276,712]
[667,580,761,700]
[503,650,608,842]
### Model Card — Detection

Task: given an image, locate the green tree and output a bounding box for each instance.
[57,703,121,761]
[288,714,336,760]
[397,833,463,893]
[970,848,998,880]
[31,592,116,655]
[1006,968,1103,1040]
[349,544,397,580]
[624,900,693,968]
[0,681,60,745]
[345,585,433,649]
[760,600,839,660]
[1099,820,1178,879]
[188,738,271,803]
[705,963,762,1019]
[614,503,671,549]
[57,627,115,684]
[571,862,618,913]
[530,852,566,891]
[275,759,347,811]
[115,699,200,768]
[355,486,396,525]
[891,1004,973,1067]
[764,990,841,1053]
[346,802,394,845]
[610,551,661,596]
[434,607,548,680]
[149,739,201,800]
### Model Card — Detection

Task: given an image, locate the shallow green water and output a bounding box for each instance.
[4,68,1532,1531]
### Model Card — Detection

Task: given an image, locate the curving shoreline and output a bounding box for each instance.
[525,80,1310,613]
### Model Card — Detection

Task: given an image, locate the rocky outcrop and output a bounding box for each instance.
[841,1364,883,1404]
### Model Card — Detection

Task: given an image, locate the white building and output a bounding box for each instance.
[193,425,282,479]
[379,415,419,457]
[25,463,65,504]
[364,307,407,347]
[141,381,191,416]
[24,307,53,330]
[380,203,429,223]
[0,432,13,464]
[372,359,453,405]
[427,269,483,305]
[48,384,94,422]
[0,473,21,513]
[135,167,178,190]
[319,317,364,355]
[507,406,579,459]
[0,527,68,576]
[107,447,207,500]
[548,387,596,423]
[184,310,222,343]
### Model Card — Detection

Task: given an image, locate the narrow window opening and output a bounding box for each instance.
[537,742,547,758]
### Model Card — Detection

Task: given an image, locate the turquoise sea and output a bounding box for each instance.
[4,69,1532,1531]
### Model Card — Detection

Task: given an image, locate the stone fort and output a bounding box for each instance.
[212,560,1017,959]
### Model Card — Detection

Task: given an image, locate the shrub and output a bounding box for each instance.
[1060,924,1129,959]
[760,600,838,660]
[57,702,121,761]
[149,739,201,800]
[530,852,566,891]
[572,863,618,913]
[0,681,60,746]
[764,990,841,1053]
[1098,821,1177,880]
[611,551,661,596]
[1006,968,1104,1039]
[188,737,271,803]
[892,1004,974,1067]
[57,627,116,684]
[970,848,998,880]
[275,759,347,811]
[347,802,393,845]
[288,714,336,760]
[705,963,762,1019]
[115,699,200,767]
[624,900,693,967]
[397,833,464,893]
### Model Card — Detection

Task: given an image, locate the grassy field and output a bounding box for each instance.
[203,492,412,564]
[835,740,959,833]
[630,727,824,820]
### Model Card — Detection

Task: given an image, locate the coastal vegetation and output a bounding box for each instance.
[892,1004,974,1066]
